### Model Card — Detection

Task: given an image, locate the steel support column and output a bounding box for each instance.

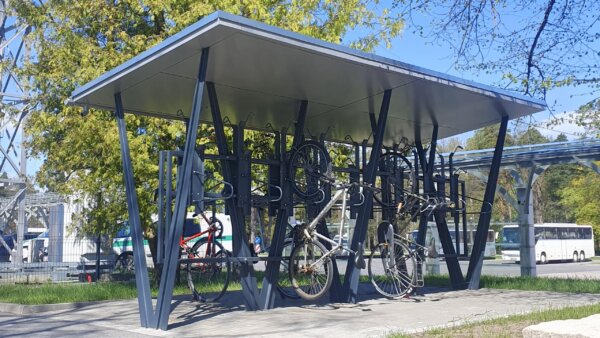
[259,101,307,309]
[114,93,153,327]
[417,126,464,288]
[341,89,391,303]
[157,151,165,265]
[466,115,508,289]
[154,48,210,329]
[207,81,260,310]
[517,178,536,277]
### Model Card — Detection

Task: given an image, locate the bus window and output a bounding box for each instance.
[544,227,558,239]
[568,228,578,239]
[582,228,592,240]
[558,228,569,240]
[535,227,544,239]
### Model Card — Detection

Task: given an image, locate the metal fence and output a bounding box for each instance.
[0,234,119,283]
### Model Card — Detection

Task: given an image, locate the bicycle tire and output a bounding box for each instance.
[288,140,331,199]
[368,240,416,299]
[187,238,231,302]
[274,240,300,299]
[289,239,333,301]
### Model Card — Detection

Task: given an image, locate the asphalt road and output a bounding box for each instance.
[256,256,600,279]
[461,258,600,278]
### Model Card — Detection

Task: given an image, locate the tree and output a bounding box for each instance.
[466,124,515,151]
[554,133,568,142]
[13,1,404,236]
[515,127,548,146]
[561,169,600,249]
[393,0,600,134]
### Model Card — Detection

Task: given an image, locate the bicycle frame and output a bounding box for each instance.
[179,211,218,257]
[301,185,358,268]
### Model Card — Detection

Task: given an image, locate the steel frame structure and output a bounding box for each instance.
[68,12,545,330]
[0,4,31,262]
[438,138,600,278]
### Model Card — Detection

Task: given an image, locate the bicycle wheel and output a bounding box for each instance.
[289,239,333,301]
[288,140,331,199]
[276,240,300,299]
[187,238,231,302]
[368,240,416,299]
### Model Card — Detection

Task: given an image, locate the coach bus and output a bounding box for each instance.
[501,223,594,263]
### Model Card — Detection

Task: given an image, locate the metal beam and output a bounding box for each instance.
[207,81,260,310]
[467,115,509,289]
[154,48,210,330]
[115,92,154,327]
[341,89,391,303]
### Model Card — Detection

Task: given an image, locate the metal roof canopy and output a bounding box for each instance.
[69,11,546,145]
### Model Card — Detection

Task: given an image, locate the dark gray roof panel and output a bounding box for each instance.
[69,11,546,144]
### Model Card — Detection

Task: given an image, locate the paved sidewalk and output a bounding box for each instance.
[1,287,600,337]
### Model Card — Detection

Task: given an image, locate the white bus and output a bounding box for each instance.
[411,223,496,258]
[501,223,594,263]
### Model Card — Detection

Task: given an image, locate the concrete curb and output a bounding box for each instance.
[0,299,130,315]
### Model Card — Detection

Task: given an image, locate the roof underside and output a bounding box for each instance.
[69,11,546,145]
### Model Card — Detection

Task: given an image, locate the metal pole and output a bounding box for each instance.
[207,82,260,310]
[114,92,154,327]
[341,89,391,303]
[154,48,210,329]
[157,151,165,264]
[259,130,290,309]
[466,115,509,289]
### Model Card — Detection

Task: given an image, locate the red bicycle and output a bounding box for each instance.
[183,211,231,302]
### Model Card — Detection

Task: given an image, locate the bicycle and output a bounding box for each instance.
[287,179,368,301]
[368,221,426,299]
[183,210,232,302]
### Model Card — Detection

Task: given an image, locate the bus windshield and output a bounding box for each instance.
[501,227,520,250]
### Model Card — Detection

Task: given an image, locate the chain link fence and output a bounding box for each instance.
[0,233,128,283]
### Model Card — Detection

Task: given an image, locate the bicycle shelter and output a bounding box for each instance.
[68,11,546,330]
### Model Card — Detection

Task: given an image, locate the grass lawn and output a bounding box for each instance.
[390,303,600,337]
[1,273,599,306]
[387,274,600,337]
[0,281,196,305]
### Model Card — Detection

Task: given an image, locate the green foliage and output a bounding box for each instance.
[554,133,568,142]
[560,168,600,248]
[515,127,548,146]
[573,98,600,138]
[13,1,403,236]
[539,164,587,223]
[465,124,514,150]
